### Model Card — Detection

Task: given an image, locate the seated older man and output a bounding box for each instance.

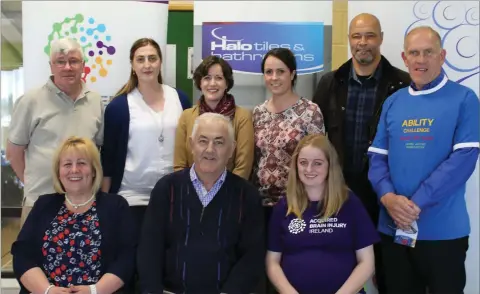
[138,112,265,294]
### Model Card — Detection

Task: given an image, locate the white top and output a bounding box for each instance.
[118,85,184,206]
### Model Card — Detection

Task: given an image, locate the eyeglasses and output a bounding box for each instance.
[388,223,417,234]
[53,59,83,68]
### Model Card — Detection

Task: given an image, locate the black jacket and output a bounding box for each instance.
[313,56,411,169]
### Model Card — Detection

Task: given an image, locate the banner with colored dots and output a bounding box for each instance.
[22,1,169,103]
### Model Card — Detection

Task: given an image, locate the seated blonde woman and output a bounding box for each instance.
[266,134,379,294]
[11,137,136,294]
[174,55,254,180]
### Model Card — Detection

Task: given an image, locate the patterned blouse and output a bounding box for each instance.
[253,97,325,205]
[42,202,102,287]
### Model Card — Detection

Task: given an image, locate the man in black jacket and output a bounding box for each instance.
[312,13,410,294]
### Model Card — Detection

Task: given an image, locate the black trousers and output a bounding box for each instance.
[380,234,469,294]
[344,170,386,294]
[131,205,148,234]
[127,205,148,294]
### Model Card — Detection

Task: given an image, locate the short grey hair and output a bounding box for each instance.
[404,26,442,50]
[50,38,84,61]
[191,112,235,143]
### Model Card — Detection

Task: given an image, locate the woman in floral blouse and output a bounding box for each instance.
[253,48,325,207]
[12,136,136,294]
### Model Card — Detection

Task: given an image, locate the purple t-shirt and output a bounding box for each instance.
[268,192,380,294]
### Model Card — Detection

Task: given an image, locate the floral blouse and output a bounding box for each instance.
[253,97,325,205]
[42,202,102,287]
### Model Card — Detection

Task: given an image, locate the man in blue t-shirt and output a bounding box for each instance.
[368,26,479,294]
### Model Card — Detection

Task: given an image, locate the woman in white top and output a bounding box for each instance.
[101,38,191,233]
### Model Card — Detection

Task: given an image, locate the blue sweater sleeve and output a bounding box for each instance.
[11,197,45,281]
[368,98,396,200]
[104,196,137,284]
[411,90,480,210]
[101,97,123,178]
[411,148,479,210]
[137,176,170,293]
[176,88,192,110]
[368,153,396,201]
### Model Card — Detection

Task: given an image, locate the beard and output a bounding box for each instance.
[354,49,375,65]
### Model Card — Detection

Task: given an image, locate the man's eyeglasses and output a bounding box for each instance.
[53,59,83,68]
[388,223,417,234]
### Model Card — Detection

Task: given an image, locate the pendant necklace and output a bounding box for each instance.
[142,96,165,143]
[152,109,165,143]
[65,193,96,209]
[158,112,165,143]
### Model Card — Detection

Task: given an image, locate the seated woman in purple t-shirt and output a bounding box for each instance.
[266,134,380,294]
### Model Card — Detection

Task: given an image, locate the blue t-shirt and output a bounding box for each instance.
[268,192,380,294]
[369,74,480,240]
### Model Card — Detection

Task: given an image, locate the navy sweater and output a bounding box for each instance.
[11,192,137,294]
[101,88,191,194]
[137,168,265,294]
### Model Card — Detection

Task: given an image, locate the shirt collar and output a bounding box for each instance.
[46,75,90,100]
[349,61,383,83]
[410,72,445,91]
[189,163,227,185]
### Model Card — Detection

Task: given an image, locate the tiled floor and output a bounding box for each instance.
[1,217,21,273]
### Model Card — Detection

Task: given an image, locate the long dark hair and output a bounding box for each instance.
[114,38,163,98]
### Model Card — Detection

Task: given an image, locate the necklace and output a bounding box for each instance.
[65,193,95,209]
[149,109,165,143]
[157,111,165,143]
[140,93,166,143]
